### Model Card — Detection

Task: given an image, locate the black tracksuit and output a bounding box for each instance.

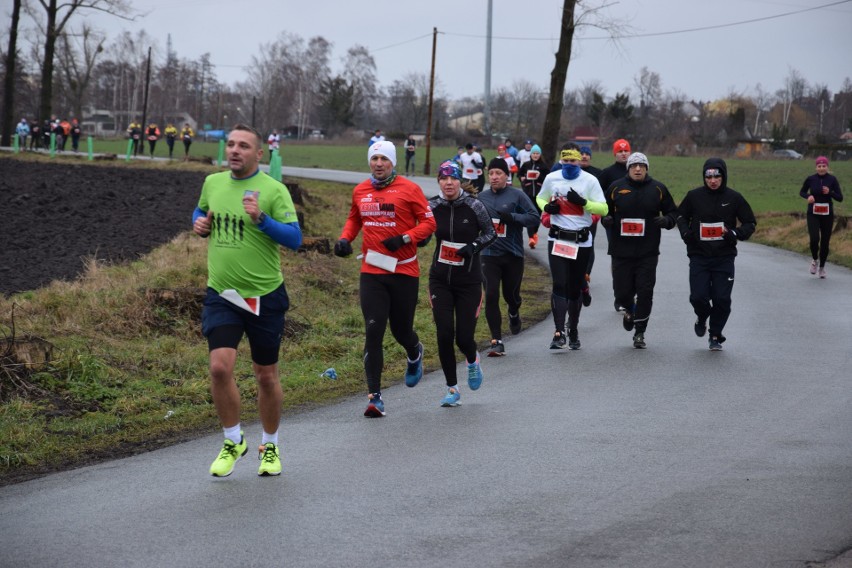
[799,172,843,267]
[428,191,496,386]
[676,158,756,340]
[605,173,678,332]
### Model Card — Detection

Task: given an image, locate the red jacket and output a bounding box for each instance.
[340,176,436,277]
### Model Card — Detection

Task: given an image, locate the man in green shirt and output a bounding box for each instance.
[192,124,302,478]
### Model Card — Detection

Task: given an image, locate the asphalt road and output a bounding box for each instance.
[1,169,851,567]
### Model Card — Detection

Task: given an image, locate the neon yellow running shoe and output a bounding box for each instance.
[209,433,247,477]
[257,443,281,476]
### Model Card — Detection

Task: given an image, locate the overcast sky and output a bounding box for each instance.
[35,0,852,103]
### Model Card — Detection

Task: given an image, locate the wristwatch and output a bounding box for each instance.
[256,212,267,225]
[402,234,412,244]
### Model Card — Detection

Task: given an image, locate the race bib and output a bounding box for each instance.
[551,239,579,260]
[620,218,645,237]
[699,222,725,241]
[438,241,465,266]
[364,249,398,272]
[465,168,474,174]
[492,218,507,238]
[812,203,830,215]
[525,170,540,180]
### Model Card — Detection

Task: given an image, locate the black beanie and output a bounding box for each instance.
[488,157,509,175]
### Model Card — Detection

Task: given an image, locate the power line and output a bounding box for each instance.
[442,0,852,41]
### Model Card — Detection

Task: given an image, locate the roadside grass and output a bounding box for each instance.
[1,151,850,484]
[0,168,551,485]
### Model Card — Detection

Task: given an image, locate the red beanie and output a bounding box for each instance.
[613,139,631,154]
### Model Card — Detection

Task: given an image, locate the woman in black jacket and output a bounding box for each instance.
[427,161,496,407]
[799,156,843,278]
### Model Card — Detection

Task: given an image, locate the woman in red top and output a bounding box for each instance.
[334,141,436,417]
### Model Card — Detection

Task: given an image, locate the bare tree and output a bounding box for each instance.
[341,45,379,130]
[55,23,105,120]
[25,0,134,122]
[634,66,662,114]
[540,0,623,165]
[1,0,23,146]
[750,83,773,137]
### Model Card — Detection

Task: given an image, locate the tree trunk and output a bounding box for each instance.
[1,0,22,146]
[540,0,576,166]
[38,0,59,123]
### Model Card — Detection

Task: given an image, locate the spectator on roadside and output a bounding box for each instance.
[369,129,385,146]
[29,121,40,150]
[15,118,30,150]
[164,123,178,159]
[59,119,71,151]
[404,133,417,175]
[70,119,82,152]
[267,129,280,162]
[181,123,195,158]
[146,123,161,157]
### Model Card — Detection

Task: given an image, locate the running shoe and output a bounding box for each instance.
[209,433,247,477]
[487,339,505,357]
[440,386,461,407]
[550,331,566,350]
[364,393,386,417]
[529,234,539,249]
[567,328,581,350]
[467,354,483,390]
[819,267,826,279]
[404,342,424,387]
[708,336,723,351]
[622,310,635,332]
[633,332,646,349]
[694,318,707,337]
[810,259,818,275]
[582,287,592,307]
[257,443,281,476]
[508,312,522,335]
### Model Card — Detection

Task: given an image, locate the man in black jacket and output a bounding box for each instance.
[676,157,756,351]
[602,152,678,348]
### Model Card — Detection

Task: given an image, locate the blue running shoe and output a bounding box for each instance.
[440,386,461,407]
[404,343,424,387]
[467,353,483,390]
[364,393,386,417]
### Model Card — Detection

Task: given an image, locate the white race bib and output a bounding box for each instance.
[364,249,398,272]
[550,239,579,260]
[492,218,507,238]
[812,203,830,215]
[699,222,725,241]
[438,241,465,266]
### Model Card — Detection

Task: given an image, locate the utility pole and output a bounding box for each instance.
[483,0,493,139]
[424,27,437,175]
[137,46,152,156]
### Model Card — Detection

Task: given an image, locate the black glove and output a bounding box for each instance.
[723,228,738,243]
[680,231,696,244]
[601,216,614,229]
[382,235,407,252]
[334,238,352,257]
[564,189,587,206]
[543,200,560,214]
[498,211,514,225]
[653,216,670,228]
[416,235,432,248]
[456,242,478,259]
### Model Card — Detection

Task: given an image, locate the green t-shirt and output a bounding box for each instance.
[198,170,298,297]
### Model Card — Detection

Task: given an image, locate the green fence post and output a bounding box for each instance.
[217,139,225,167]
[13,134,19,153]
[50,133,56,158]
[87,136,94,161]
[125,138,133,162]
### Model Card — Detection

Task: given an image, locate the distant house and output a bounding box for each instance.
[735,139,771,158]
[448,112,485,135]
[80,106,196,137]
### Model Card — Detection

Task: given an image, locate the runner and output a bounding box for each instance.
[517,144,549,249]
[799,156,843,278]
[579,145,602,306]
[601,152,678,349]
[478,158,540,356]
[427,161,497,407]
[334,141,436,417]
[192,124,302,477]
[598,138,632,312]
[537,145,607,350]
[459,143,485,193]
[676,158,756,351]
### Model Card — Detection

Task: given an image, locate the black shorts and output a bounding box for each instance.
[201,283,289,365]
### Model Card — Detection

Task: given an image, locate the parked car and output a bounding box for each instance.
[773,149,803,159]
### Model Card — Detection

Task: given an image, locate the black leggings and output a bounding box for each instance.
[547,242,592,332]
[481,254,525,340]
[807,213,833,267]
[360,272,421,394]
[429,279,482,386]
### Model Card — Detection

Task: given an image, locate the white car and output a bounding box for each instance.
[773,149,803,159]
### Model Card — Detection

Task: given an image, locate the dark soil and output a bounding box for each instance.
[0,158,208,296]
